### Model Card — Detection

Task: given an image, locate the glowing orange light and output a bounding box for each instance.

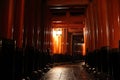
[83,28,86,56]
[82,43,86,56]
[52,28,62,54]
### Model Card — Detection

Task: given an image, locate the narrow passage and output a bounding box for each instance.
[41,62,94,80]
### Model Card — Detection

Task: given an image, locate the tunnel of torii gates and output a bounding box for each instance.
[0,0,120,56]
[49,0,120,56]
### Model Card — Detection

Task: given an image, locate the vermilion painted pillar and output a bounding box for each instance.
[24,0,35,47]
[13,0,25,48]
[45,27,50,49]
[86,2,98,51]
[92,0,101,49]
[107,0,114,48]
[44,9,52,50]
[96,0,103,48]
[100,0,109,47]
[7,0,14,39]
[92,0,99,49]
[118,1,120,49]
[90,3,96,51]
[40,0,47,50]
[107,0,120,48]
[0,0,14,39]
[111,0,120,48]
[87,3,96,51]
[86,4,92,52]
[87,0,101,49]
[34,0,41,49]
[96,0,109,48]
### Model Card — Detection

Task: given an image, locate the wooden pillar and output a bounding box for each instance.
[24,0,35,47]
[107,0,113,48]
[44,8,52,50]
[45,27,51,49]
[100,0,109,47]
[86,1,99,52]
[86,2,96,51]
[40,0,47,50]
[112,0,120,48]
[86,5,92,52]
[0,0,14,39]
[13,0,25,48]
[96,0,103,48]
[34,0,41,49]
[92,0,99,49]
[107,0,120,48]
[95,0,109,48]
